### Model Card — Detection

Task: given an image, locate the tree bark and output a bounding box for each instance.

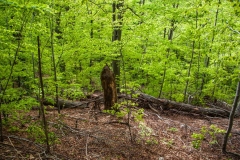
[222,81,240,153]
[138,93,230,117]
[37,36,50,154]
[112,0,124,93]
[101,65,117,110]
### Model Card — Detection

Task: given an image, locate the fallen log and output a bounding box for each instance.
[40,92,231,117]
[138,93,230,117]
[42,98,91,109]
[39,93,123,110]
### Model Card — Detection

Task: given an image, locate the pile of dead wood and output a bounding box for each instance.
[43,92,231,118]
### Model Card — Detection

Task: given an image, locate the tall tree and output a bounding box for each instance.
[222,81,240,157]
[183,5,199,102]
[158,2,178,98]
[37,36,50,153]
[50,1,60,113]
[112,0,124,93]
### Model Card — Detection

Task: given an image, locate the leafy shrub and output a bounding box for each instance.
[191,125,226,149]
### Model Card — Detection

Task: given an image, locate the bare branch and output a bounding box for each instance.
[228,26,240,34]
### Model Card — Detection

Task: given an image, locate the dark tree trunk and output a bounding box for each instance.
[222,82,240,154]
[37,36,50,154]
[112,0,124,93]
[101,65,117,110]
[0,86,2,142]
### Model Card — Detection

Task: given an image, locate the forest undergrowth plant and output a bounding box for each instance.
[26,122,58,145]
[138,121,158,145]
[58,83,86,101]
[103,99,158,145]
[162,138,175,148]
[1,94,38,126]
[208,125,227,145]
[168,127,178,133]
[102,100,141,121]
[191,125,226,149]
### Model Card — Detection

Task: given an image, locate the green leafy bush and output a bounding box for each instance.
[26,124,58,145]
[191,125,226,149]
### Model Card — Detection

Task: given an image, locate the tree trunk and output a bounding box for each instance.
[101,65,117,110]
[222,81,240,153]
[0,85,3,142]
[50,9,60,114]
[183,8,198,102]
[158,3,178,98]
[37,36,50,154]
[235,102,240,116]
[112,0,124,93]
[210,0,221,98]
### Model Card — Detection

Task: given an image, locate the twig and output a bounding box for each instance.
[38,153,42,160]
[7,136,24,158]
[177,136,185,146]
[148,104,161,114]
[7,135,44,150]
[228,26,240,35]
[224,151,240,159]
[126,6,141,19]
[154,113,163,120]
[57,121,87,135]
[85,134,89,159]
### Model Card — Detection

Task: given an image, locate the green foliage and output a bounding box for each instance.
[208,124,226,144]
[191,132,205,149]
[0,0,239,150]
[103,100,144,121]
[168,127,178,133]
[61,87,85,100]
[138,122,158,145]
[25,125,43,143]
[103,103,123,116]
[146,138,158,145]
[0,0,239,105]
[138,122,153,137]
[103,100,159,145]
[26,124,58,145]
[162,138,175,148]
[8,126,20,132]
[191,125,226,149]
[133,108,144,121]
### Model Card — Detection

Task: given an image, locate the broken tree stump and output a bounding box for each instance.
[100,65,117,110]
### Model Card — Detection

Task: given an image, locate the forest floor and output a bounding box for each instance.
[1,94,240,160]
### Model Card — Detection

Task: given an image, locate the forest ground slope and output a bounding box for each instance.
[1,99,240,160]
